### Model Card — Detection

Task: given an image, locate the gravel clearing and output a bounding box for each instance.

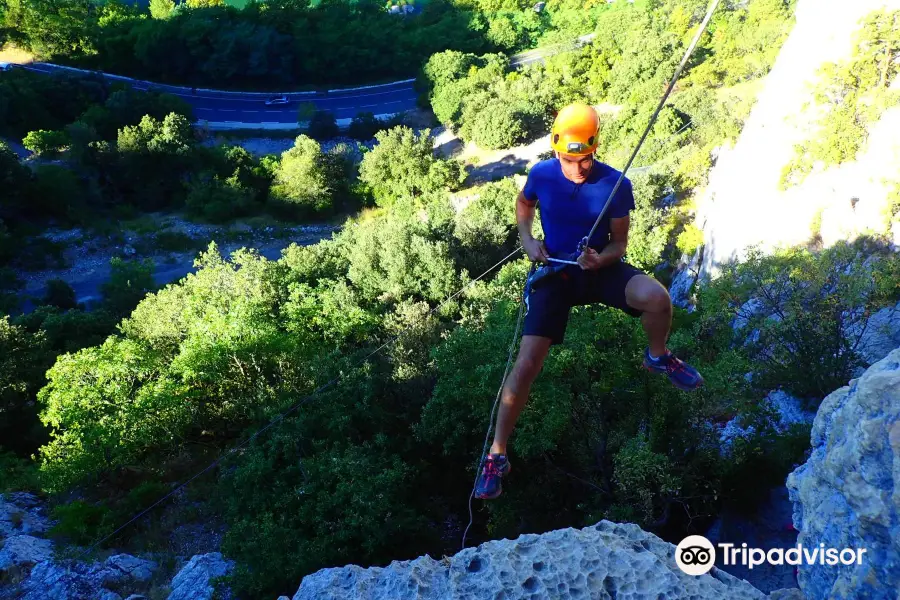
[15,214,339,311]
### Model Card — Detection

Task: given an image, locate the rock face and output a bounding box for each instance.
[104,554,157,585]
[847,301,900,367]
[291,520,787,600]
[787,347,900,599]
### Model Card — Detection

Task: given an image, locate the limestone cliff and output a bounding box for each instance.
[697,0,900,277]
[787,348,900,599]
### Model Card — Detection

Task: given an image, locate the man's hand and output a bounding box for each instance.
[577,247,604,270]
[523,238,550,264]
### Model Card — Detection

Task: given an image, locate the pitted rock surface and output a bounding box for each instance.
[291,520,771,599]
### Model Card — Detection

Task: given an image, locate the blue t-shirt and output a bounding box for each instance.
[522,158,635,259]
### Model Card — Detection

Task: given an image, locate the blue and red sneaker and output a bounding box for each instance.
[474,453,511,500]
[643,348,704,391]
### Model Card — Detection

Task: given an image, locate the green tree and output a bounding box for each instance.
[453,177,518,274]
[268,135,333,217]
[344,203,461,304]
[0,141,32,221]
[30,164,89,223]
[486,14,519,50]
[697,240,900,400]
[358,126,464,207]
[115,112,196,209]
[22,129,70,155]
[149,0,175,18]
[0,316,53,456]
[19,0,95,58]
[42,279,77,309]
[347,112,383,141]
[186,175,256,222]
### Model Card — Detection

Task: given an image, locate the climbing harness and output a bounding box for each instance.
[461,0,723,551]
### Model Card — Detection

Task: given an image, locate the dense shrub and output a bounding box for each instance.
[42,279,77,310]
[186,175,257,222]
[697,240,900,400]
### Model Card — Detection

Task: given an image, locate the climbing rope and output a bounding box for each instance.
[461,263,533,551]
[583,0,722,249]
[62,245,524,569]
[460,0,722,550]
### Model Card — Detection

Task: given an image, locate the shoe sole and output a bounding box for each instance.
[475,489,501,500]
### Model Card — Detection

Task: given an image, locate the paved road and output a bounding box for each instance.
[21,63,419,124]
[20,33,594,126]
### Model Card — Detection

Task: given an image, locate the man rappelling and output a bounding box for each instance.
[474,103,704,500]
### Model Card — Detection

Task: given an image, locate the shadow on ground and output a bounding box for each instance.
[464,154,530,185]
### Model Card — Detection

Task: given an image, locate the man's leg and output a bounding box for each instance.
[489,335,553,456]
[624,274,672,357]
[622,271,703,390]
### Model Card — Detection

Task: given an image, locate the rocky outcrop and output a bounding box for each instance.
[104,554,157,586]
[787,347,900,599]
[15,560,127,600]
[166,552,233,600]
[0,492,233,600]
[0,535,54,571]
[0,493,50,538]
[290,520,794,600]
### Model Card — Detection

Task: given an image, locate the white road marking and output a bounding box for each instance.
[177,87,413,102]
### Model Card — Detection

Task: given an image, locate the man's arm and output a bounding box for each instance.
[517,190,550,263]
[516,190,536,243]
[578,215,629,269]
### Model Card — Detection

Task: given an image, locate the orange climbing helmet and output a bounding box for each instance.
[550,103,600,156]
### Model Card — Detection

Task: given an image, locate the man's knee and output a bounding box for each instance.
[512,337,551,380]
[626,275,671,313]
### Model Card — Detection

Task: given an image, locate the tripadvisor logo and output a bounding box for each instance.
[675,535,868,576]
[675,535,716,576]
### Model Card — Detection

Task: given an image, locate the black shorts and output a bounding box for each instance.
[523,261,644,345]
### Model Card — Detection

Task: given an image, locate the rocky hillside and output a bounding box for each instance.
[697,0,900,277]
